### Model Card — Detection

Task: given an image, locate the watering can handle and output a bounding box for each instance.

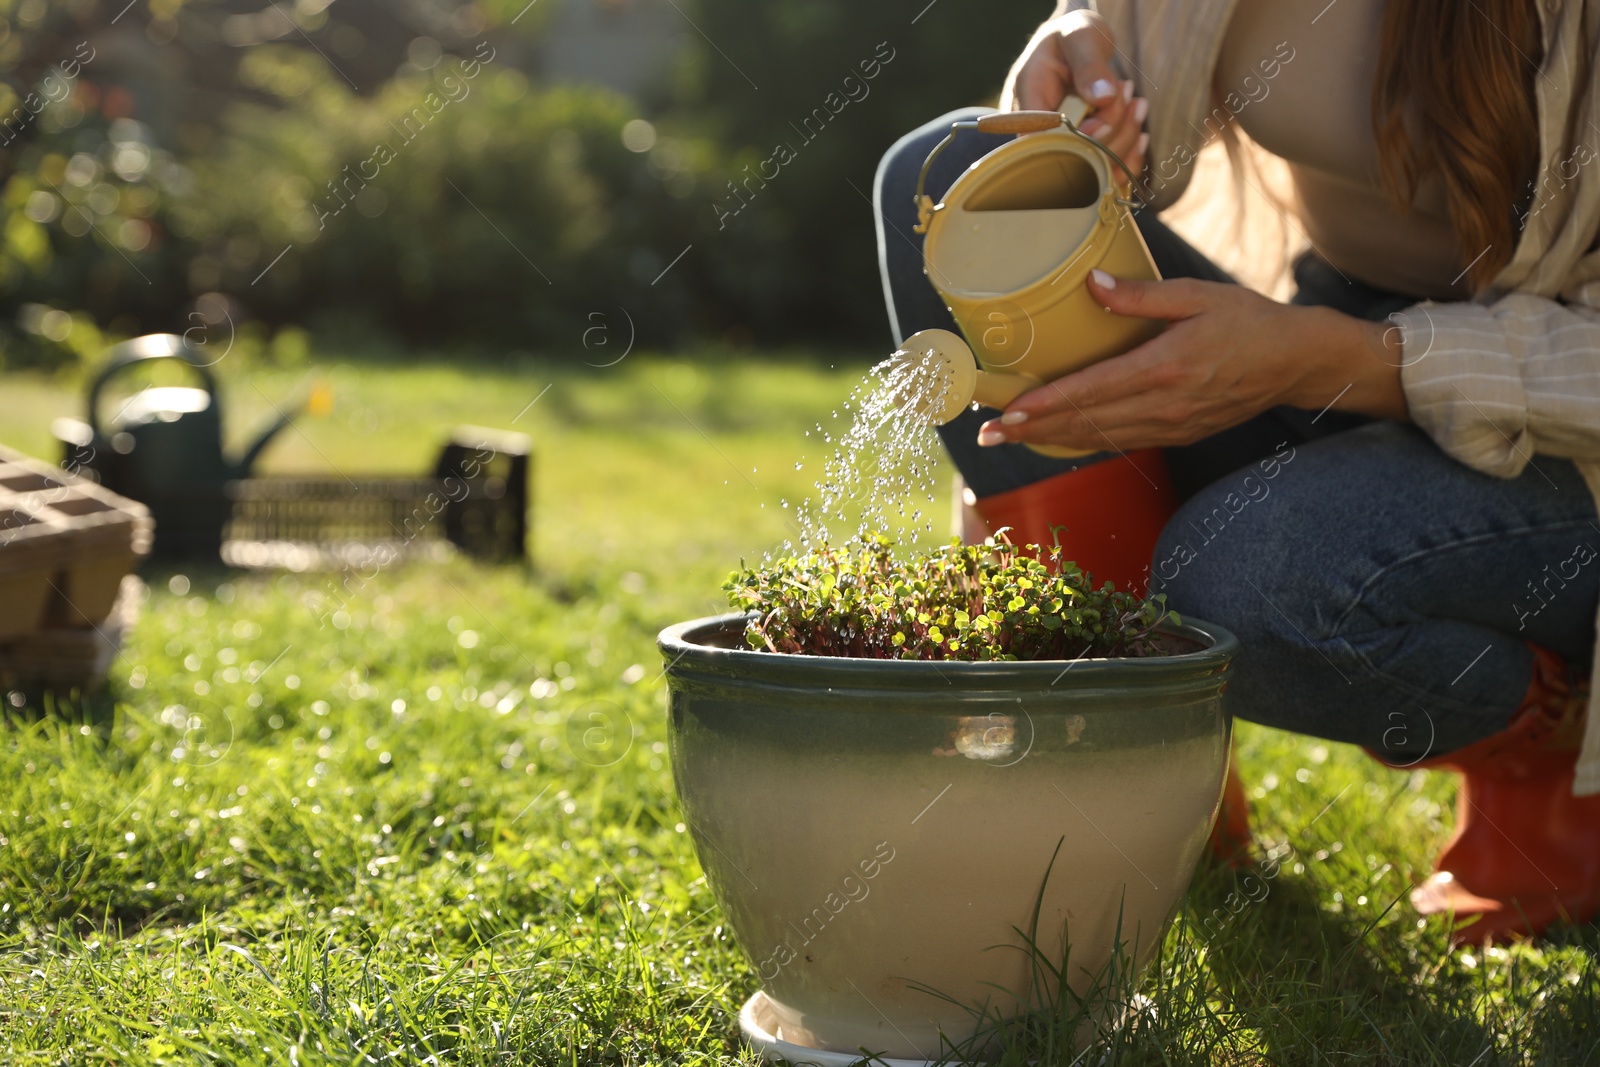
[86,333,219,439]
[974,111,1068,135]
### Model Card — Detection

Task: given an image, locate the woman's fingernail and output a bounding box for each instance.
[1122,80,1135,103]
[1000,410,1029,425]
[977,428,1007,447]
[1089,78,1116,102]
[1091,268,1116,289]
[1137,131,1149,158]
[1133,97,1149,123]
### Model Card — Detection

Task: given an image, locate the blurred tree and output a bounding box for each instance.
[664,0,1051,344]
[0,0,201,367]
[0,0,1051,367]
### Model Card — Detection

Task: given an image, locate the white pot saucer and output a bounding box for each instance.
[739,991,940,1067]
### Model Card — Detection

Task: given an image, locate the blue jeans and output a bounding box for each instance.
[875,108,1598,759]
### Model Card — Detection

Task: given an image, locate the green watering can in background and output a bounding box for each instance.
[53,334,301,559]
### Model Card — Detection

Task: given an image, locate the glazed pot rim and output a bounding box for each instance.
[658,612,1237,692]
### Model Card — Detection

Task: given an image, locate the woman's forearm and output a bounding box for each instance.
[987,278,1414,453]
[1284,306,1411,422]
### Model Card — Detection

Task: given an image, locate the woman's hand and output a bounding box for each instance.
[1001,11,1149,179]
[976,270,1410,453]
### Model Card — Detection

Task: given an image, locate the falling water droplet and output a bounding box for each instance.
[787,352,948,555]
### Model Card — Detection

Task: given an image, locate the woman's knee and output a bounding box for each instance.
[1149,421,1520,647]
[1149,441,1329,647]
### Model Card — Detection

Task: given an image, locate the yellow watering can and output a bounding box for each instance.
[893,103,1164,457]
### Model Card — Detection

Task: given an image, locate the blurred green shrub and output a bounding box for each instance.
[2,45,721,363]
[0,0,1052,368]
[0,108,193,368]
[181,45,717,347]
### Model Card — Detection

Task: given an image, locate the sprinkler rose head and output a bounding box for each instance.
[888,329,976,425]
[889,329,1041,426]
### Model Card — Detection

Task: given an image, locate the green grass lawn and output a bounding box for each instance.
[0,351,1596,1065]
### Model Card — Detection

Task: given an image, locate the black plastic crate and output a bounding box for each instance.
[226,477,441,544]
[220,428,530,566]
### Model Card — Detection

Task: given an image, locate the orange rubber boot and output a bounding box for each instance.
[1404,645,1599,943]
[969,449,1176,597]
[1207,748,1253,867]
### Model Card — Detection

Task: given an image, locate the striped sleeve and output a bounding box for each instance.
[1394,293,1600,479]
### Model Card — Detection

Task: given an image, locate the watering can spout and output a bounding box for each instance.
[231,380,330,477]
[233,410,294,478]
[888,329,1039,426]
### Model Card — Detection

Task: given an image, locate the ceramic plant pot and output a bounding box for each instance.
[659,613,1237,1063]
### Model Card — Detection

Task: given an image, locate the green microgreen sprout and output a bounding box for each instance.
[723,532,1179,660]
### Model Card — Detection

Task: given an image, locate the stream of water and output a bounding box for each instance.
[780,352,956,556]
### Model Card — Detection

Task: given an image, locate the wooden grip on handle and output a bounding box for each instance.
[975,110,1065,135]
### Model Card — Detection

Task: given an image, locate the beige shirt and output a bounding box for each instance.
[1216,0,1470,299]
[1045,0,1600,794]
